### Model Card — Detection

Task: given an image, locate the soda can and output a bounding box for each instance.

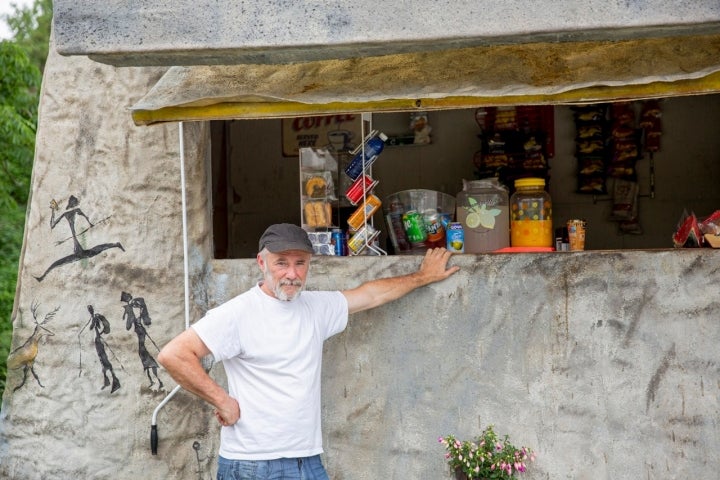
[446,222,465,253]
[439,213,452,229]
[347,224,379,254]
[331,228,345,256]
[566,219,586,251]
[402,210,427,243]
[344,174,378,206]
[423,209,445,246]
[347,194,382,231]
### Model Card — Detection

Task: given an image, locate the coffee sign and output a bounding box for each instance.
[282,115,361,157]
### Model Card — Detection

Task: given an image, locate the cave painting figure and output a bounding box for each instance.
[121,291,163,388]
[80,305,121,393]
[193,441,212,480]
[35,195,124,282]
[6,301,58,391]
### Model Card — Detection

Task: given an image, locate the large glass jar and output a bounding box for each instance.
[456,178,509,253]
[510,177,553,247]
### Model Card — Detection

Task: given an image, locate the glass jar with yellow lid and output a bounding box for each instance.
[510,177,553,248]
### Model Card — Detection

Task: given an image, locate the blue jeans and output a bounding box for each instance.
[217,455,330,480]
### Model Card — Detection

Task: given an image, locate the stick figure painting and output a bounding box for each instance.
[121,291,163,389]
[79,305,122,393]
[193,440,213,480]
[34,195,124,282]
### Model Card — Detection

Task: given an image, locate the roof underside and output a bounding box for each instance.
[131,34,720,124]
[51,1,720,122]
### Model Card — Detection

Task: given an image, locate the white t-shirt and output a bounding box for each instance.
[192,284,348,460]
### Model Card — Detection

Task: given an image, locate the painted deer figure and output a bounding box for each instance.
[7,301,58,391]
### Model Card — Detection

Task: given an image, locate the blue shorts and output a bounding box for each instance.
[217,454,329,480]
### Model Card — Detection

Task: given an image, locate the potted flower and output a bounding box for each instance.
[439,425,536,479]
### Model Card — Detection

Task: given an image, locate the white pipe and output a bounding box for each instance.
[151,121,190,453]
[179,120,190,330]
[152,385,181,425]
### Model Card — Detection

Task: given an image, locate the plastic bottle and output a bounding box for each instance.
[510,177,553,247]
[455,178,509,252]
[344,131,388,180]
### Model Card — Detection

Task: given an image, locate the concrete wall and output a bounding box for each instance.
[2,39,720,480]
[211,250,720,480]
[53,0,720,66]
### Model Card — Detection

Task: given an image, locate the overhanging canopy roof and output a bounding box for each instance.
[131,34,720,125]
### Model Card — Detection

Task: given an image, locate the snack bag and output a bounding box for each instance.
[672,210,702,248]
[699,210,720,236]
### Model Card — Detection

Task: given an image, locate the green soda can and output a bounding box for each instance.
[402,210,427,244]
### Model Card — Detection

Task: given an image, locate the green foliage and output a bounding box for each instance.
[0,2,49,402]
[0,42,39,208]
[0,206,24,397]
[5,0,52,73]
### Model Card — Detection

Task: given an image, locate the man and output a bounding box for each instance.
[158,223,459,480]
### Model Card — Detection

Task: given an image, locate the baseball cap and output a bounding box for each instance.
[258,223,313,254]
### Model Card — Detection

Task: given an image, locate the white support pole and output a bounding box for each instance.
[151,121,191,454]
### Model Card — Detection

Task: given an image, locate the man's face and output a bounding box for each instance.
[257,250,312,301]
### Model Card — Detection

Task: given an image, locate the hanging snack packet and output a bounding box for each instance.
[609,179,639,221]
[699,210,720,236]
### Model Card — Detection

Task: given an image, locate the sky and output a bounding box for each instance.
[0,0,34,40]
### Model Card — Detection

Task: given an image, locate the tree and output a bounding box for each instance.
[5,0,52,73]
[0,0,49,402]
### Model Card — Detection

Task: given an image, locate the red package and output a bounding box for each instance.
[699,210,720,235]
[673,213,702,248]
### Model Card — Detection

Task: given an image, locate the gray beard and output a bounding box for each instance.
[267,275,304,301]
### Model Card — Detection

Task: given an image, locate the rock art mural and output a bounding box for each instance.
[121,291,164,389]
[192,440,213,480]
[79,304,122,393]
[34,195,124,282]
[6,301,59,391]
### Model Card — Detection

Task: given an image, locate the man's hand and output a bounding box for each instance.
[214,395,241,426]
[158,329,241,426]
[417,247,460,283]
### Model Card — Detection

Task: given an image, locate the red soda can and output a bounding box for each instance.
[345,174,378,206]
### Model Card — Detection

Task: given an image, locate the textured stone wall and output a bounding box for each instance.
[0,47,219,478]
[2,43,720,480]
[209,251,720,479]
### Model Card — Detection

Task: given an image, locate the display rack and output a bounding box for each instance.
[298,114,387,256]
[299,148,339,255]
[343,114,387,256]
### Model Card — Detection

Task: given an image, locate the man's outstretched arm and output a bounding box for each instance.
[342,247,459,314]
[158,329,240,426]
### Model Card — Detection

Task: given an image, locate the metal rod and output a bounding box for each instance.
[151,121,191,454]
[649,152,655,199]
